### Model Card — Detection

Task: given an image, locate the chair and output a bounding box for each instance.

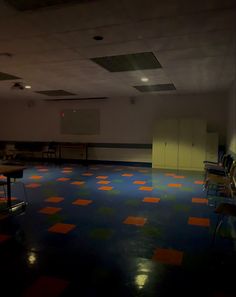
[205,161,236,198]
[212,202,236,245]
[0,162,28,206]
[42,142,57,160]
[3,144,17,160]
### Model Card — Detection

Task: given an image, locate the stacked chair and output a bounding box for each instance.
[204,154,235,197]
[204,154,236,245]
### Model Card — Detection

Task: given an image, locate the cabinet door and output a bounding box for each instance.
[152,119,178,169]
[178,118,206,170]
[152,120,166,168]
[164,119,179,169]
[191,119,206,170]
[178,119,193,169]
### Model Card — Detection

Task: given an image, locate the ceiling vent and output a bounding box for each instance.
[44,97,108,101]
[134,83,176,92]
[5,0,96,11]
[35,90,76,96]
[91,52,162,72]
[0,71,21,81]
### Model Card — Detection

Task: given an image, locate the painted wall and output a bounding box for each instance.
[227,83,236,157]
[0,93,227,162]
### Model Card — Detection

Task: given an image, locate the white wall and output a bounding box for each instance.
[0,93,227,162]
[227,83,236,156]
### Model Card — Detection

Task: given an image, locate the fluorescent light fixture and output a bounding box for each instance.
[141,77,149,82]
[25,85,31,89]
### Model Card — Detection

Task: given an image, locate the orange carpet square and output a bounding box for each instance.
[139,186,153,191]
[81,173,94,176]
[0,234,11,243]
[72,199,93,206]
[143,197,161,203]
[39,207,61,215]
[192,198,208,204]
[173,176,185,179]
[61,170,73,173]
[29,175,43,180]
[133,181,146,185]
[194,181,204,185]
[165,173,175,176]
[45,197,64,203]
[62,167,73,170]
[48,223,76,234]
[98,186,113,191]
[23,276,69,297]
[96,176,108,179]
[122,173,133,177]
[97,180,111,184]
[26,183,41,188]
[0,197,17,202]
[123,216,147,226]
[168,183,182,188]
[188,217,210,227]
[152,248,183,266]
[56,177,70,182]
[71,181,85,185]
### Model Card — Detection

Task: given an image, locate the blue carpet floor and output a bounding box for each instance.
[0,163,235,297]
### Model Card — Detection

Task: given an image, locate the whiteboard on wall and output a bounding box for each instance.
[60,109,100,135]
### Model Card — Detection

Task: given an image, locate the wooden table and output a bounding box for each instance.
[0,165,26,209]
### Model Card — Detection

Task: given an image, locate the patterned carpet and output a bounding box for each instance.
[0,163,235,297]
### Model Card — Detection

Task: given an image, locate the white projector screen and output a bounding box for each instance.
[60,109,100,135]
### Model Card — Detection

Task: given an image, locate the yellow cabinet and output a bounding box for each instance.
[152,118,207,171]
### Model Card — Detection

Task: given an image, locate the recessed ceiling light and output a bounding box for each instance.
[25,85,31,89]
[141,77,149,82]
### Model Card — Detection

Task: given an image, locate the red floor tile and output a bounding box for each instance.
[168,183,182,188]
[26,183,41,188]
[152,248,183,265]
[97,180,111,184]
[194,180,204,185]
[45,197,64,203]
[48,223,76,234]
[138,186,153,191]
[0,234,11,243]
[39,207,62,215]
[23,276,69,297]
[98,186,113,191]
[121,173,134,177]
[71,181,85,185]
[56,177,70,182]
[72,199,93,206]
[37,169,49,172]
[81,172,94,176]
[123,216,147,226]
[143,197,161,203]
[188,216,210,227]
[133,181,146,185]
[192,198,208,204]
[29,175,43,180]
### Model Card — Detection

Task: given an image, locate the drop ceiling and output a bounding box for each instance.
[0,0,235,100]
